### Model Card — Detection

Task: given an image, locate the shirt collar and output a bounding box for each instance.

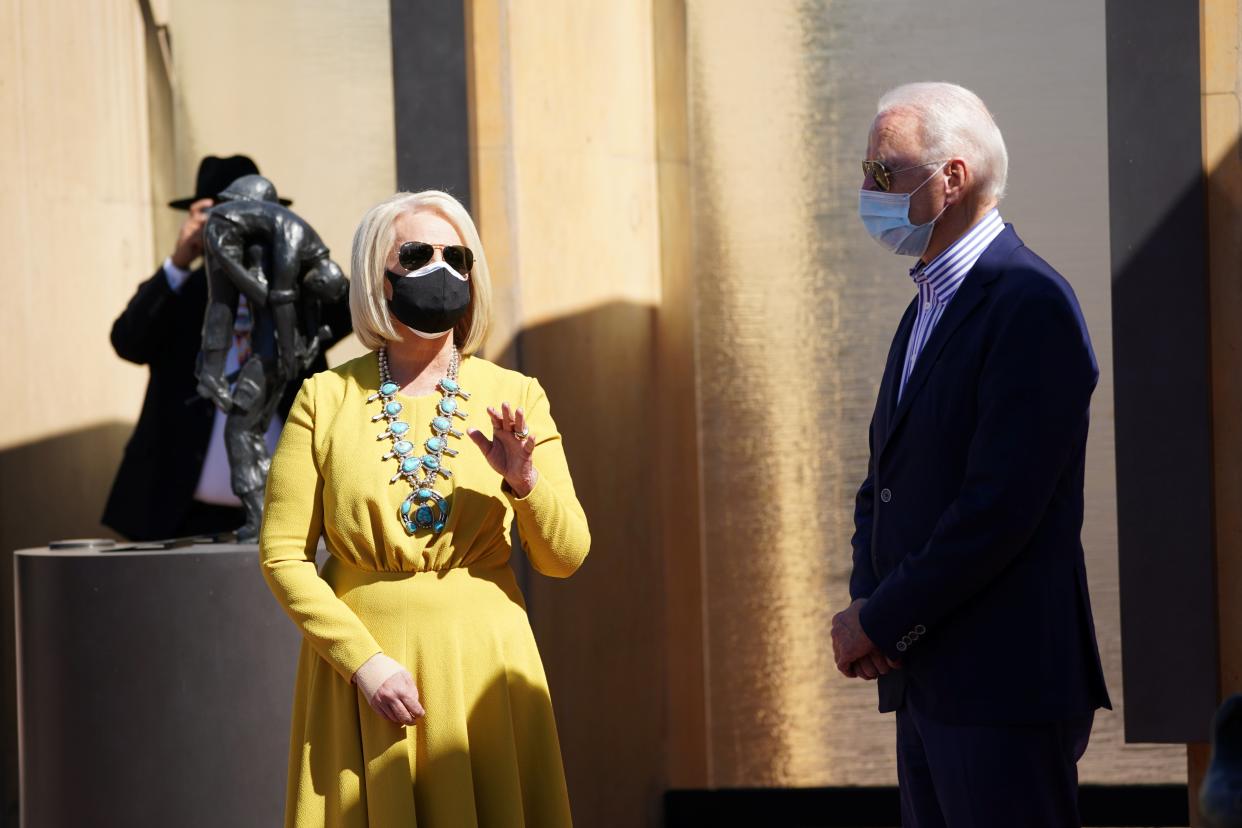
[909,208,1005,304]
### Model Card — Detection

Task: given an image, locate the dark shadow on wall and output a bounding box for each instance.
[0,422,131,828]
[1110,166,1221,745]
[511,301,667,828]
[1105,0,1234,749]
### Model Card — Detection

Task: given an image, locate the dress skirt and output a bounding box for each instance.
[282,557,573,827]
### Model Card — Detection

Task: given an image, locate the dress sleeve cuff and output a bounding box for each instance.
[351,651,404,701]
[504,471,550,511]
[330,638,385,683]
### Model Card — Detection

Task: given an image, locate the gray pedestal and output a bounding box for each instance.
[15,542,303,827]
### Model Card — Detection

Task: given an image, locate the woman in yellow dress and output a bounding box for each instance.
[260,190,590,827]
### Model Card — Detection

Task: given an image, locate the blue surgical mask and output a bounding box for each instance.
[857,164,948,257]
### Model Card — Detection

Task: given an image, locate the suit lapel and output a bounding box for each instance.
[878,226,1023,459]
[875,298,918,452]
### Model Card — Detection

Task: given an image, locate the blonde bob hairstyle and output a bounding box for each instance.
[349,190,492,355]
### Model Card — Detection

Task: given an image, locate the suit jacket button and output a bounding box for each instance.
[896,640,908,652]
[915,625,926,635]
[880,488,892,503]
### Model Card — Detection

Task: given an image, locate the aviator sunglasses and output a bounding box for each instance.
[397,240,475,276]
[861,159,946,193]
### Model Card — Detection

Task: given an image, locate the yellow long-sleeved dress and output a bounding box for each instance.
[259,351,590,827]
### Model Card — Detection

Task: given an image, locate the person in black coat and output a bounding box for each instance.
[102,155,351,541]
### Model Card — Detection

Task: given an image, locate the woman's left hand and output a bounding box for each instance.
[468,402,539,497]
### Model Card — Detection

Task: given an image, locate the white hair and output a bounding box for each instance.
[877,82,1009,202]
[349,190,492,355]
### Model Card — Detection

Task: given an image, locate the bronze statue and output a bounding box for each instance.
[195,174,347,541]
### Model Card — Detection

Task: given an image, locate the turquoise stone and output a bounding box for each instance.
[426,437,444,453]
[432,416,451,432]
[380,382,399,396]
[394,440,413,456]
[416,506,434,525]
[385,401,402,416]
[401,500,412,515]
[389,422,409,435]
[422,455,440,470]
[439,398,457,414]
[417,488,433,500]
[440,378,459,393]
[401,458,419,473]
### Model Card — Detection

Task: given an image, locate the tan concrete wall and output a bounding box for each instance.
[680,0,1184,789]
[468,1,667,824]
[0,1,396,819]
[165,0,396,367]
[474,0,1188,820]
[0,0,153,494]
[0,1,155,818]
[652,0,711,790]
[1203,0,1242,703]
[1198,0,1242,820]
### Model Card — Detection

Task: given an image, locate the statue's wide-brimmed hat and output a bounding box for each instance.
[168,154,293,209]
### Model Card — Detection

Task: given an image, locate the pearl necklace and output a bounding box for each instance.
[370,346,469,533]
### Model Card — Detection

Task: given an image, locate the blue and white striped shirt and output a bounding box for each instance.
[898,209,1005,399]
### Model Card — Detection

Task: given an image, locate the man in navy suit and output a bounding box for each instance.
[832,83,1112,827]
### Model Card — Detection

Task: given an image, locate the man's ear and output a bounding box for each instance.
[945,159,968,206]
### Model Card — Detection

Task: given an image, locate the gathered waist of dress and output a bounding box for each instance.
[321,555,527,617]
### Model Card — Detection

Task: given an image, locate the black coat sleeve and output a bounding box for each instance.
[111,266,190,365]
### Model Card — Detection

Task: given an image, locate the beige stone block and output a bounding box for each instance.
[0,0,153,450]
[1202,93,1242,201]
[167,0,396,307]
[466,3,667,825]
[1202,0,1240,94]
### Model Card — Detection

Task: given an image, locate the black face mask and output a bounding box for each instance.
[385,262,471,335]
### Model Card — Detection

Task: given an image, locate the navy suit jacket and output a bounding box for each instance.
[850,225,1112,725]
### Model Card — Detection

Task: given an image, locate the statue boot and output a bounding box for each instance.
[196,302,235,411]
[237,489,264,544]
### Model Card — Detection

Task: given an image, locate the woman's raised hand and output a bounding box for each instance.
[468,402,539,498]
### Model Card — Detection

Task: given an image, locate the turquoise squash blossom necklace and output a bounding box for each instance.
[370,346,469,534]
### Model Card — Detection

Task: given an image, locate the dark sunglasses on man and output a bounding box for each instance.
[861,159,945,193]
[398,240,475,276]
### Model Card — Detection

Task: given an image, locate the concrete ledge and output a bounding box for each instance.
[15,541,301,827]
